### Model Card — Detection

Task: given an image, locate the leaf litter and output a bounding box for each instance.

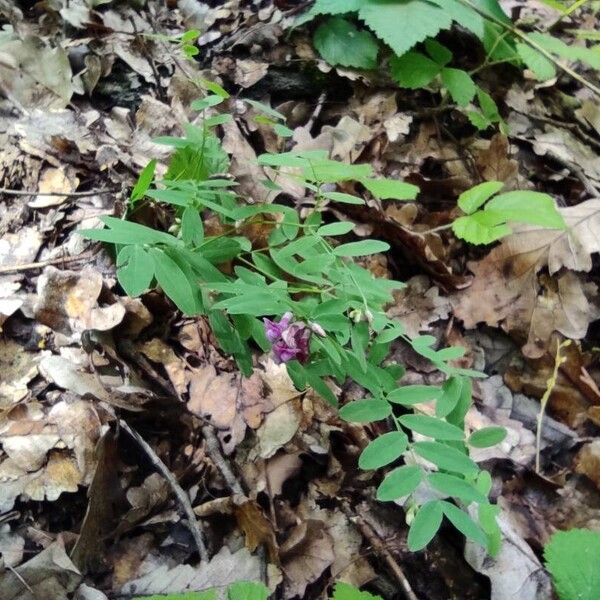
[0,1,600,599]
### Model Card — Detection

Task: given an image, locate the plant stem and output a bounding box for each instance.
[458,0,600,98]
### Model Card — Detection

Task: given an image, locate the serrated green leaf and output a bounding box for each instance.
[359,0,453,58]
[458,181,504,214]
[407,500,444,551]
[308,0,363,16]
[441,501,488,547]
[516,42,556,80]
[377,465,422,501]
[544,529,600,600]
[359,431,408,470]
[468,426,507,448]
[413,441,479,476]
[441,68,476,107]
[390,51,441,89]
[425,39,453,66]
[314,17,379,69]
[333,240,390,257]
[486,191,566,229]
[339,398,392,423]
[398,414,465,441]
[134,590,216,600]
[116,245,154,297]
[330,582,382,600]
[387,385,442,405]
[452,212,512,245]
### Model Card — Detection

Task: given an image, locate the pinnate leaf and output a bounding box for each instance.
[377,465,422,501]
[339,398,391,423]
[407,500,444,551]
[359,431,408,470]
[117,245,154,297]
[398,414,465,441]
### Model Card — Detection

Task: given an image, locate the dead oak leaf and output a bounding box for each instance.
[452,199,600,357]
[233,498,278,562]
[280,519,335,599]
[35,267,125,336]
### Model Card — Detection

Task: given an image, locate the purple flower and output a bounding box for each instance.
[263,312,293,343]
[263,313,312,364]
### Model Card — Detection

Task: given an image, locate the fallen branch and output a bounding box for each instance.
[119,418,209,562]
[339,501,419,600]
[0,250,99,275]
[0,187,117,197]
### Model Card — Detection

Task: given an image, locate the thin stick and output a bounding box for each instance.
[119,419,209,562]
[0,187,117,197]
[458,0,600,98]
[535,339,571,473]
[6,565,34,596]
[0,250,98,275]
[340,501,419,600]
[202,425,244,495]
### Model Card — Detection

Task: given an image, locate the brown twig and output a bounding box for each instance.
[0,187,117,197]
[202,425,244,496]
[119,419,209,562]
[0,249,99,275]
[339,501,419,600]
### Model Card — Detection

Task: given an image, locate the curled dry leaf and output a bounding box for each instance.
[0,398,106,511]
[453,199,600,357]
[34,266,126,336]
[233,497,278,561]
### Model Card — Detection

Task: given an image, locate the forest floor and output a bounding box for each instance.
[1,1,600,599]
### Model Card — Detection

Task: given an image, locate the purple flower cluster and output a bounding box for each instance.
[263,312,324,364]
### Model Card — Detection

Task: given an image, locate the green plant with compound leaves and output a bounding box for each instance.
[80,87,566,555]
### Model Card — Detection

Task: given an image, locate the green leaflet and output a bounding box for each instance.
[314,17,379,69]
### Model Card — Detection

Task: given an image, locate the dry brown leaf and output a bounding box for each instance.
[0,338,38,409]
[474,133,519,189]
[387,275,451,337]
[574,441,600,489]
[0,398,106,510]
[280,519,335,599]
[119,546,264,597]
[0,35,73,110]
[222,119,271,203]
[452,200,600,357]
[35,267,125,336]
[29,167,79,208]
[139,339,187,395]
[0,539,82,600]
[533,126,600,183]
[233,498,278,561]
